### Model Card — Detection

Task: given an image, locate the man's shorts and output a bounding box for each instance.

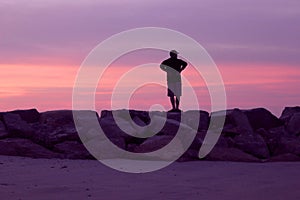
[167,82,182,97]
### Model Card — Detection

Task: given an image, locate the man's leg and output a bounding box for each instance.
[169,96,175,110]
[175,96,180,110]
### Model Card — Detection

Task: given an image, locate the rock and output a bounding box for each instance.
[33,110,99,147]
[0,138,61,158]
[203,147,261,162]
[40,110,75,127]
[210,109,270,159]
[233,132,270,159]
[274,136,300,156]
[133,135,174,153]
[221,124,241,138]
[181,110,209,131]
[166,112,181,122]
[134,135,186,161]
[132,115,147,127]
[286,113,300,135]
[269,153,300,162]
[280,106,300,124]
[101,109,151,125]
[178,149,200,162]
[32,123,80,148]
[99,117,139,142]
[9,109,40,123]
[213,108,254,134]
[256,127,284,156]
[158,118,181,136]
[0,121,9,138]
[2,113,34,138]
[53,141,93,159]
[1,107,300,162]
[244,108,283,130]
[84,137,126,159]
[188,131,205,150]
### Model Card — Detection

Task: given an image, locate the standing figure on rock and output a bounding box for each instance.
[160,50,187,112]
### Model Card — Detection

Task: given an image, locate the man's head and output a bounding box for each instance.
[169,50,178,58]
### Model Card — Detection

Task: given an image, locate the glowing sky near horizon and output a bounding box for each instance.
[0,0,299,116]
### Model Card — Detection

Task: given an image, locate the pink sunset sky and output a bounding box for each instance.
[1,0,299,116]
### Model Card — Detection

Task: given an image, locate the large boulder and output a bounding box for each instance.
[244,108,283,130]
[256,127,285,156]
[273,136,300,156]
[53,141,93,159]
[269,153,300,162]
[35,110,78,146]
[213,108,254,134]
[0,138,61,158]
[101,109,151,125]
[133,135,185,160]
[9,109,40,123]
[2,113,34,138]
[32,123,80,148]
[286,113,300,135]
[0,121,9,138]
[99,117,140,145]
[203,147,261,162]
[133,135,174,153]
[181,110,209,131]
[232,132,270,159]
[83,137,126,159]
[280,106,300,124]
[40,110,75,127]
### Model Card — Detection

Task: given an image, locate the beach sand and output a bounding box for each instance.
[0,155,299,200]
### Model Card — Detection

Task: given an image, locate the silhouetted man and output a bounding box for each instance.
[160,50,187,112]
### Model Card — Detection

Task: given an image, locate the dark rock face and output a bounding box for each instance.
[244,108,283,130]
[0,107,299,162]
[0,121,9,138]
[53,141,93,159]
[286,113,300,135]
[31,110,96,148]
[0,138,61,158]
[204,147,261,162]
[280,106,300,124]
[9,109,40,123]
[2,113,34,138]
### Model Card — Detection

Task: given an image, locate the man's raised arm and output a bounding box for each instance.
[180,60,187,72]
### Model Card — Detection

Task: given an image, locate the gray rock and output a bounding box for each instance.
[9,109,40,123]
[99,117,136,141]
[2,113,34,138]
[233,132,270,159]
[0,121,9,138]
[213,108,254,134]
[33,110,99,147]
[256,127,284,156]
[204,147,261,162]
[84,137,126,159]
[40,110,75,127]
[274,136,300,156]
[244,108,283,130]
[269,153,300,162]
[0,138,61,158]
[32,123,80,148]
[286,113,300,135]
[181,110,209,131]
[280,106,300,124]
[53,141,93,159]
[134,135,174,153]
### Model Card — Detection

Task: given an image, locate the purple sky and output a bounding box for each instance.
[0,0,299,116]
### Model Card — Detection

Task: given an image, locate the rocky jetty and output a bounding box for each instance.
[0,107,300,162]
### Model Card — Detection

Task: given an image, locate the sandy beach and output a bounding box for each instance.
[0,155,299,200]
